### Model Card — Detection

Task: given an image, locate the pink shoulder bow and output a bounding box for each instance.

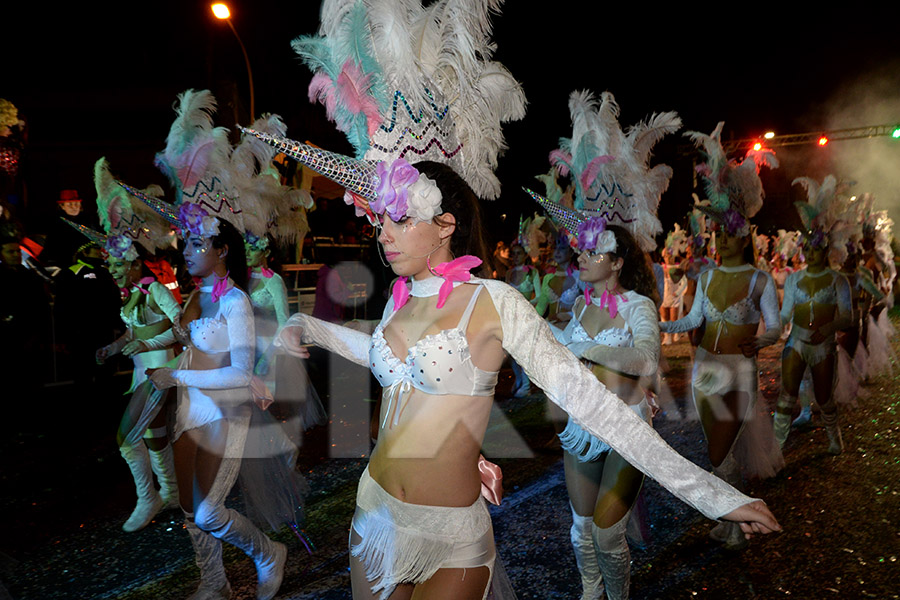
[432,255,483,308]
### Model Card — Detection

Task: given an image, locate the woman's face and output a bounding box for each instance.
[183,234,221,278]
[245,243,268,268]
[553,242,573,265]
[804,242,826,267]
[717,230,748,260]
[1,242,21,267]
[577,250,618,285]
[377,217,444,278]
[510,245,527,266]
[106,256,138,286]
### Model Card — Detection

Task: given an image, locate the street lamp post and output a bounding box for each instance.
[211,3,255,121]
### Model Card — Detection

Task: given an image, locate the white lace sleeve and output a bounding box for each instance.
[659,270,707,333]
[481,279,755,520]
[141,282,180,351]
[269,274,292,328]
[821,272,854,337]
[780,271,797,327]
[170,290,255,389]
[754,272,783,348]
[579,295,660,377]
[276,312,372,367]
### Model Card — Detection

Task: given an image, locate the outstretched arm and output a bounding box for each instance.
[483,279,780,532]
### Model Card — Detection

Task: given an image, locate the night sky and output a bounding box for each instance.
[6,1,900,245]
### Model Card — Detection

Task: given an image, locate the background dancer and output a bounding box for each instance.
[85,158,181,533]
[660,122,783,551]
[530,88,676,600]
[774,176,854,455]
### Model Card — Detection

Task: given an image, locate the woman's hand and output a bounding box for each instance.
[738,336,759,358]
[721,500,782,539]
[148,368,177,390]
[279,325,310,358]
[122,340,148,358]
[95,346,110,365]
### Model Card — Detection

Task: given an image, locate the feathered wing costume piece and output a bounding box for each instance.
[94,157,176,260]
[689,194,711,252]
[792,175,856,267]
[664,223,690,258]
[685,122,778,237]
[150,89,246,236]
[243,0,525,210]
[532,90,680,252]
[772,229,800,261]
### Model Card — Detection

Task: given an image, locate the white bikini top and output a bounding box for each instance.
[369,283,499,428]
[569,300,634,348]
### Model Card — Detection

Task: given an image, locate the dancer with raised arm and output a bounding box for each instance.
[660,123,783,551]
[248,6,779,596]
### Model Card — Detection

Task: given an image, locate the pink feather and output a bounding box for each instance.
[176,137,217,190]
[549,149,572,177]
[335,60,382,138]
[309,72,338,121]
[580,155,615,190]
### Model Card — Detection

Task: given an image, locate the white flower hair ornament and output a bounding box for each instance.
[371,158,442,223]
[577,216,617,254]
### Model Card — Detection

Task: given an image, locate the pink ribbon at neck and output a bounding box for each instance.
[391,276,411,310]
[431,255,483,309]
[478,455,503,506]
[123,276,156,297]
[585,285,628,319]
[251,266,274,278]
[211,271,231,303]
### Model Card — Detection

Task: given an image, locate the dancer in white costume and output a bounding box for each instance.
[138,90,307,600]
[528,88,676,599]
[773,176,856,455]
[76,158,182,532]
[660,123,783,551]
[249,5,781,596]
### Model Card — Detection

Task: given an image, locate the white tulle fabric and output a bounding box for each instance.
[283,278,756,520]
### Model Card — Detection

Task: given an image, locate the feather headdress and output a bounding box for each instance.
[664,223,690,257]
[792,174,858,265]
[244,0,526,226]
[93,158,175,260]
[529,90,680,253]
[772,229,801,261]
[685,122,778,237]
[689,194,711,250]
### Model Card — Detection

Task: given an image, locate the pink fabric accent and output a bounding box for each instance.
[392,276,410,311]
[211,272,230,303]
[584,286,629,319]
[584,285,593,307]
[125,276,156,297]
[478,455,503,506]
[432,255,483,309]
[250,375,274,411]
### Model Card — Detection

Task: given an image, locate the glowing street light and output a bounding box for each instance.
[818,136,829,146]
[764,132,775,139]
[752,142,763,151]
[211,3,255,121]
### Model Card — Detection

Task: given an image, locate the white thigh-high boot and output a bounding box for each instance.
[197,506,287,600]
[570,504,604,600]
[773,391,797,448]
[119,442,163,532]
[146,428,179,509]
[194,414,286,600]
[591,512,631,600]
[710,453,747,551]
[822,410,844,455]
[185,512,232,600]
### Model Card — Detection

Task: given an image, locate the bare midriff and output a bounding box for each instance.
[368,389,493,508]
